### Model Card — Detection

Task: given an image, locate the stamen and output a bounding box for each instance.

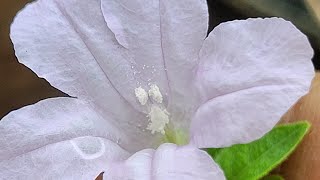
[148,84,163,103]
[147,105,170,135]
[134,84,169,135]
[135,87,148,105]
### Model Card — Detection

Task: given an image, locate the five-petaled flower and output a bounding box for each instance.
[0,0,314,179]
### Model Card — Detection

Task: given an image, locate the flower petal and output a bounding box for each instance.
[191,18,314,148]
[0,97,154,163]
[11,0,174,146]
[105,143,225,180]
[10,0,156,131]
[0,97,134,179]
[101,0,208,127]
[0,136,128,180]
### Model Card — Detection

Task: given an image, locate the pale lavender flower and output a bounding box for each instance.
[0,0,314,179]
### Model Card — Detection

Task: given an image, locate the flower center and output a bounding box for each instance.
[162,127,189,146]
[134,84,188,145]
[135,84,169,134]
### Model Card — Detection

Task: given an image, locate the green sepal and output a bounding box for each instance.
[206,121,310,180]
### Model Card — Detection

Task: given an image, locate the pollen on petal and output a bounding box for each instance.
[148,84,163,103]
[147,105,170,135]
[135,86,148,105]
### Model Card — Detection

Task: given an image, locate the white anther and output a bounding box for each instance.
[148,84,163,104]
[135,87,148,105]
[147,105,170,135]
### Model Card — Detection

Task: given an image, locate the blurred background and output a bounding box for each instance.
[1,0,319,179]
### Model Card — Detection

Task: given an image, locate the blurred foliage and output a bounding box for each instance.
[306,0,320,25]
[262,175,284,180]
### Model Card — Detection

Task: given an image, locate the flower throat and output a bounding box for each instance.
[135,84,188,145]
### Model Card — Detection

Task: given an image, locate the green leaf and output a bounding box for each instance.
[262,175,284,180]
[206,121,310,180]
